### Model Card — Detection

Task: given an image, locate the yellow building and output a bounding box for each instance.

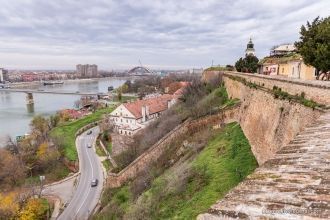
[258,53,316,80]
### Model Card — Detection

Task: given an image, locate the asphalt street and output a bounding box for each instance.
[58,126,104,220]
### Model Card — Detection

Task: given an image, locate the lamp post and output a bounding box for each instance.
[39,175,45,198]
[299,57,303,79]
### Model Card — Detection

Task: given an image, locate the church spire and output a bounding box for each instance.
[245,37,255,56]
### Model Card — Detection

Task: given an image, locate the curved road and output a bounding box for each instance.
[58,126,104,220]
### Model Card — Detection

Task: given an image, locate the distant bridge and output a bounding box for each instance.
[0,88,106,96]
[127,66,155,75]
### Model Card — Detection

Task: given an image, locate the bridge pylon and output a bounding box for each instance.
[26,92,34,105]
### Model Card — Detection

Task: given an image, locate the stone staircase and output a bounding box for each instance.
[198,112,330,220]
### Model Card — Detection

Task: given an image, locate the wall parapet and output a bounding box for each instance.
[223,71,330,106]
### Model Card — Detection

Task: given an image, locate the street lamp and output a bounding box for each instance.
[39,175,45,198]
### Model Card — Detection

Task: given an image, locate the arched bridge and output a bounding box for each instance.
[127,66,155,75]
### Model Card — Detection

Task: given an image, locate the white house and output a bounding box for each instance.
[109,94,177,136]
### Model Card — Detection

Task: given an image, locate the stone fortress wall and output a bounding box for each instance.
[223,71,330,106]
[223,75,324,164]
[198,71,330,219]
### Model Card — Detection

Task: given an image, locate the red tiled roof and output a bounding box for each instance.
[179,81,190,87]
[173,81,190,95]
[123,94,174,119]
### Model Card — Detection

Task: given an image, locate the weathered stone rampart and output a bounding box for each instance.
[224,71,330,106]
[198,111,330,219]
[223,75,323,164]
[198,71,330,219]
[106,107,239,188]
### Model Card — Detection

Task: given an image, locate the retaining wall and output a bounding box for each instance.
[106,107,239,188]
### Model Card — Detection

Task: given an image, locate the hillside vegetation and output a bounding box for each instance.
[95,122,257,219]
[94,78,257,219]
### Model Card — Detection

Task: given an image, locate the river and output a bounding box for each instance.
[0,78,126,147]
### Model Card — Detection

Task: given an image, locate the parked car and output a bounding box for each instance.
[87,143,92,148]
[91,179,98,187]
[87,130,92,135]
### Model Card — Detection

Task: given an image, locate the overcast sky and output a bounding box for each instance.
[0,0,329,70]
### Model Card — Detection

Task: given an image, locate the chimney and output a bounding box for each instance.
[142,105,146,122]
[146,105,149,118]
[167,99,176,109]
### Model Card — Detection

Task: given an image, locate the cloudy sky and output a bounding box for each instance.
[0,0,329,70]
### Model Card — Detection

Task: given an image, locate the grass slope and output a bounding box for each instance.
[157,122,258,219]
[95,122,258,219]
[51,107,115,161]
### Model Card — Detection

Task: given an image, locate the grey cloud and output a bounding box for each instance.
[0,0,329,69]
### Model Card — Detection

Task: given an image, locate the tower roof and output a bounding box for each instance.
[247,38,254,49]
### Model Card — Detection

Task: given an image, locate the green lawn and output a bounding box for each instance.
[102,159,113,172]
[96,143,107,157]
[51,106,115,161]
[107,142,112,153]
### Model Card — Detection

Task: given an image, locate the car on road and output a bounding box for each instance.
[87,130,92,135]
[87,143,92,148]
[91,179,98,187]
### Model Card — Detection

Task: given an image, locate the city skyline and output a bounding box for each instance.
[0,0,329,70]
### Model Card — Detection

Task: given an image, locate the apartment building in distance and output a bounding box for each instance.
[76,64,98,78]
[0,68,8,83]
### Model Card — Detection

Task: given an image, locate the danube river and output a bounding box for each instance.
[0,78,126,147]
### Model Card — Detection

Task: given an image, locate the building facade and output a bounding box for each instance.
[0,68,8,83]
[258,53,316,80]
[109,94,177,136]
[270,44,296,56]
[76,64,98,78]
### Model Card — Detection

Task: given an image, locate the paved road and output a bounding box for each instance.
[58,126,104,220]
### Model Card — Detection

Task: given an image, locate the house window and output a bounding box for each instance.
[121,119,123,122]
[126,119,128,123]
[282,68,284,73]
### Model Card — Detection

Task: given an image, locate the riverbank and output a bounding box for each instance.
[0,77,127,145]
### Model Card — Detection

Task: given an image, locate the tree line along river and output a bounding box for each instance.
[0,78,127,147]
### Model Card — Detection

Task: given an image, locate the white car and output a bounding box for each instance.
[91,179,98,187]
